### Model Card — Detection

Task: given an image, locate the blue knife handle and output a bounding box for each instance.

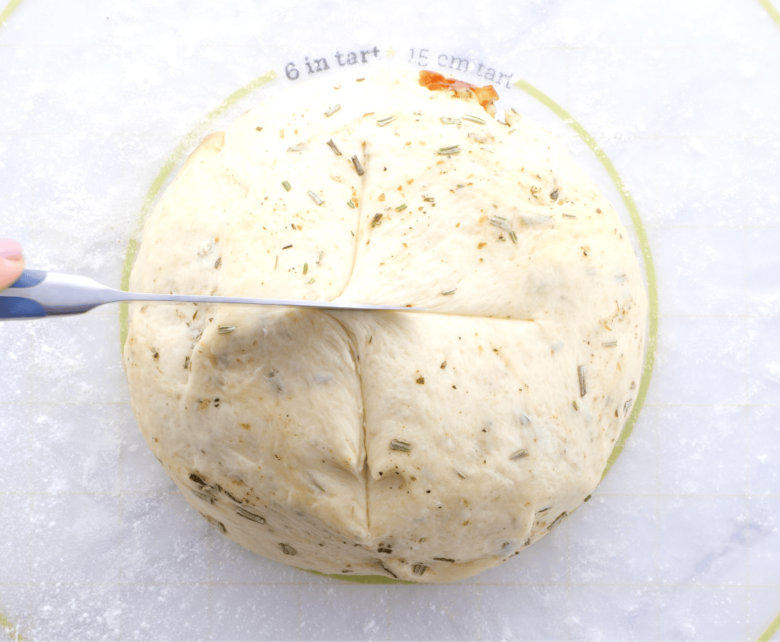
[1,269,49,320]
[9,269,47,289]
[0,296,47,319]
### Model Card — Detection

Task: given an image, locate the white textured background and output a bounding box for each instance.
[1,0,779,640]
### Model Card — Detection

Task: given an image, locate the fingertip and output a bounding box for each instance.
[0,238,23,261]
[0,254,24,289]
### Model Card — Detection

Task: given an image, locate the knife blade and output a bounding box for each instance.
[0,269,422,321]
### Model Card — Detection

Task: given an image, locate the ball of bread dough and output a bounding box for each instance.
[123,68,647,583]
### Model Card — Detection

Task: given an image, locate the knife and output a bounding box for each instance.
[0,269,418,321]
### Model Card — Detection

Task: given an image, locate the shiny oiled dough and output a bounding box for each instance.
[123,68,648,583]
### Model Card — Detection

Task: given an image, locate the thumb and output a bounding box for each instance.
[0,239,24,291]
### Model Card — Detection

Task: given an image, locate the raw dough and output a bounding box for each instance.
[123,68,647,583]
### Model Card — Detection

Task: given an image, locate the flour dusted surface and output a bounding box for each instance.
[123,68,647,583]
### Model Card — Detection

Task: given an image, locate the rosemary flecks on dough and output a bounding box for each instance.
[413,563,428,576]
[347,199,356,208]
[303,263,308,275]
[441,289,456,296]
[578,365,587,397]
[287,143,305,152]
[434,557,455,563]
[395,204,407,212]
[280,543,297,556]
[282,244,292,250]
[324,104,341,117]
[463,114,486,125]
[602,340,618,348]
[308,190,324,206]
[456,470,466,479]
[423,195,435,202]
[509,230,518,244]
[282,180,292,191]
[562,213,576,219]
[510,449,529,461]
[390,439,411,452]
[572,400,579,411]
[192,490,214,504]
[441,116,461,125]
[377,115,396,127]
[218,326,236,334]
[306,278,316,284]
[326,139,342,155]
[547,512,568,531]
[351,155,365,176]
[437,145,460,155]
[490,216,512,231]
[550,189,559,200]
[236,507,266,524]
[371,213,383,227]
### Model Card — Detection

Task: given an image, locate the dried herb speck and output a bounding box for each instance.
[351,155,365,176]
[413,563,428,576]
[192,490,213,504]
[547,512,568,531]
[390,439,411,452]
[326,139,342,155]
[510,449,529,461]
[578,365,587,397]
[282,180,292,191]
[280,543,296,556]
[437,145,460,155]
[218,326,236,334]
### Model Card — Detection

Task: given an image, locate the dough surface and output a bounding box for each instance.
[124,68,647,583]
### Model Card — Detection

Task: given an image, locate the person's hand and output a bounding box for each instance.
[0,239,24,291]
